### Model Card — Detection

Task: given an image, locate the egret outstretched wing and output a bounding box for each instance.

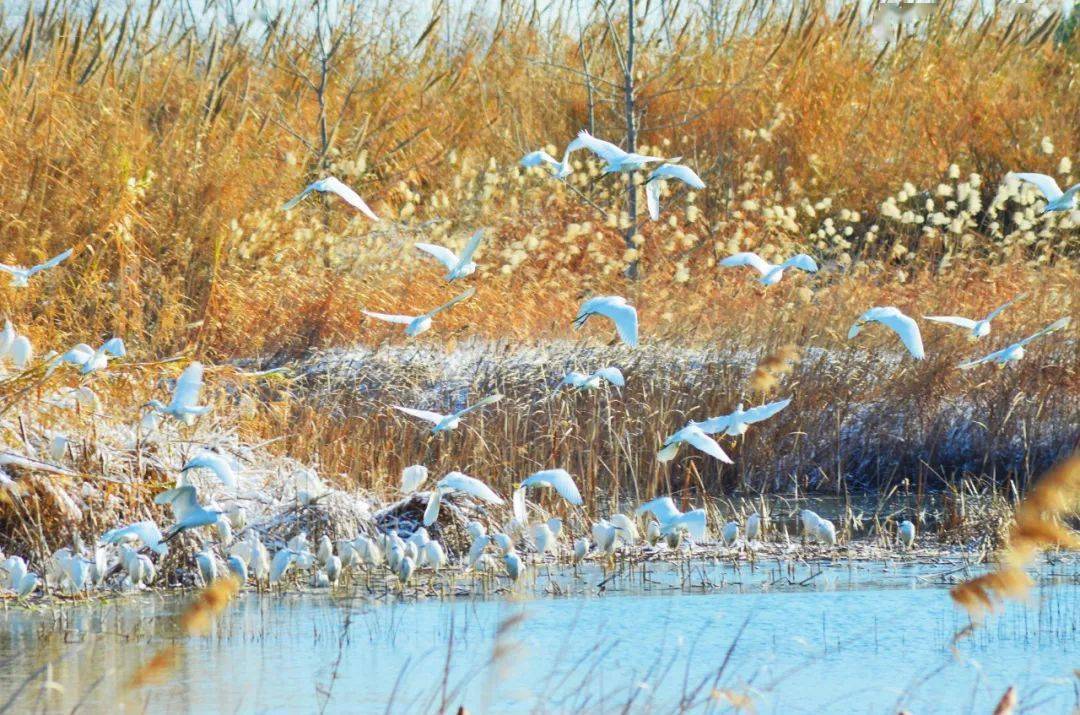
[282,176,379,220]
[924,315,978,330]
[512,488,528,524]
[594,367,625,387]
[647,163,706,189]
[101,521,167,554]
[391,405,447,425]
[849,307,925,359]
[742,397,792,424]
[567,130,627,165]
[153,485,202,521]
[958,349,1005,370]
[520,468,583,505]
[457,229,484,264]
[1013,172,1063,200]
[574,296,638,347]
[401,465,428,493]
[415,243,460,270]
[451,393,502,419]
[521,150,559,168]
[363,311,416,325]
[984,293,1026,322]
[437,471,504,504]
[779,254,818,273]
[720,252,773,276]
[636,496,681,523]
[680,426,733,463]
[645,180,662,221]
[181,451,238,488]
[172,362,206,410]
[424,286,476,319]
[27,248,74,276]
[1017,316,1070,347]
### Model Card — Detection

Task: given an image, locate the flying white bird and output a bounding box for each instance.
[415,229,484,281]
[1011,172,1080,213]
[720,252,818,286]
[848,306,925,360]
[636,497,708,541]
[48,435,68,462]
[101,520,169,555]
[423,471,505,526]
[925,294,1026,340]
[899,520,916,549]
[566,130,667,174]
[692,397,792,437]
[562,367,625,390]
[958,317,1070,369]
[61,338,126,374]
[518,469,583,506]
[645,163,705,221]
[363,287,476,337]
[281,176,379,220]
[154,486,222,537]
[145,362,212,425]
[391,393,502,433]
[574,296,638,347]
[657,424,733,463]
[0,248,73,287]
[401,464,428,493]
[520,149,573,179]
[180,451,238,488]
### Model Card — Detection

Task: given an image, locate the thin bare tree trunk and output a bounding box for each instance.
[623,0,638,279]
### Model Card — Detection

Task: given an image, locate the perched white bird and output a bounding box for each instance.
[180,451,238,488]
[423,471,505,526]
[574,296,638,347]
[518,469,584,506]
[363,287,476,337]
[424,540,447,570]
[636,497,708,541]
[224,504,247,530]
[566,130,667,174]
[924,294,1026,340]
[48,435,68,462]
[3,555,28,590]
[195,551,218,585]
[269,549,297,584]
[9,335,32,369]
[316,535,334,566]
[101,520,168,555]
[531,522,555,555]
[800,510,822,540]
[644,163,705,221]
[415,229,484,281]
[520,149,573,179]
[491,532,515,554]
[227,554,248,583]
[657,424,733,463]
[407,527,431,549]
[609,514,639,545]
[721,521,739,546]
[1011,172,1080,213]
[467,534,491,570]
[392,393,502,433]
[281,176,378,220]
[215,517,233,544]
[958,317,1070,369]
[145,362,212,425]
[848,306,925,360]
[720,252,818,286]
[401,464,428,493]
[746,513,762,542]
[898,520,916,549]
[816,518,837,546]
[325,555,342,585]
[504,551,524,582]
[396,556,415,585]
[645,520,662,546]
[562,367,625,390]
[61,337,126,374]
[573,537,589,563]
[0,248,73,287]
[692,398,792,437]
[154,486,222,537]
[14,571,38,598]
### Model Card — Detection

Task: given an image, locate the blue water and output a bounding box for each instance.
[1,562,1077,713]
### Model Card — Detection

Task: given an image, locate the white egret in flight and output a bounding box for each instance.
[180,451,238,488]
[645,163,705,221]
[145,362,212,425]
[925,293,1026,339]
[562,367,625,390]
[518,469,584,507]
[520,150,573,179]
[154,485,222,537]
[101,520,169,555]
[61,338,126,374]
[636,497,708,541]
[720,252,818,286]
[1011,172,1080,213]
[958,317,1070,369]
[566,130,668,174]
[423,471,505,526]
[848,307,926,359]
[415,229,485,281]
[391,393,502,433]
[363,286,476,337]
[574,296,638,347]
[0,248,73,287]
[281,176,379,220]
[657,424,733,463]
[691,398,791,437]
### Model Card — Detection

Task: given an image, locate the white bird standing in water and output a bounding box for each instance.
[281,176,379,220]
[645,163,705,221]
[195,550,218,585]
[721,521,739,546]
[746,513,762,542]
[573,537,589,563]
[692,398,792,437]
[574,296,638,347]
[180,451,238,488]
[800,510,822,540]
[958,317,1071,369]
[848,307,926,360]
[415,229,485,281]
[363,287,476,337]
[392,393,502,433]
[561,367,625,390]
[227,554,248,583]
[608,514,639,546]
[1010,172,1080,213]
[817,518,837,546]
[423,471,505,526]
[504,551,524,582]
[657,424,733,464]
[0,248,73,287]
[720,252,818,286]
[898,520,916,549]
[145,362,212,425]
[636,497,708,542]
[592,520,618,555]
[924,294,1026,340]
[8,334,32,369]
[520,149,573,179]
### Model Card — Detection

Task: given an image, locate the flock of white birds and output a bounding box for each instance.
[0,134,1072,599]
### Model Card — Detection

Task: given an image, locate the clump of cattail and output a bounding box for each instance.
[951,453,1079,618]
[750,343,801,393]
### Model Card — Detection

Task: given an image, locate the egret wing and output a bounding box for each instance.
[636,496,680,522]
[424,286,476,318]
[362,311,416,325]
[1013,172,1063,200]
[924,315,978,330]
[568,130,627,164]
[645,180,662,221]
[437,471,504,504]
[520,468,583,505]
[779,254,818,273]
[415,243,460,270]
[1017,316,1071,347]
[720,252,772,276]
[317,176,379,220]
[28,248,73,275]
[682,426,734,463]
[391,405,447,425]
[281,184,315,211]
[649,163,705,188]
[451,393,502,418]
[742,397,792,424]
[401,465,428,493]
[182,452,237,488]
[984,293,1026,322]
[593,367,625,386]
[879,311,926,359]
[171,362,205,410]
[457,229,484,264]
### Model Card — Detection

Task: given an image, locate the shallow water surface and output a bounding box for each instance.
[1,560,1077,714]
